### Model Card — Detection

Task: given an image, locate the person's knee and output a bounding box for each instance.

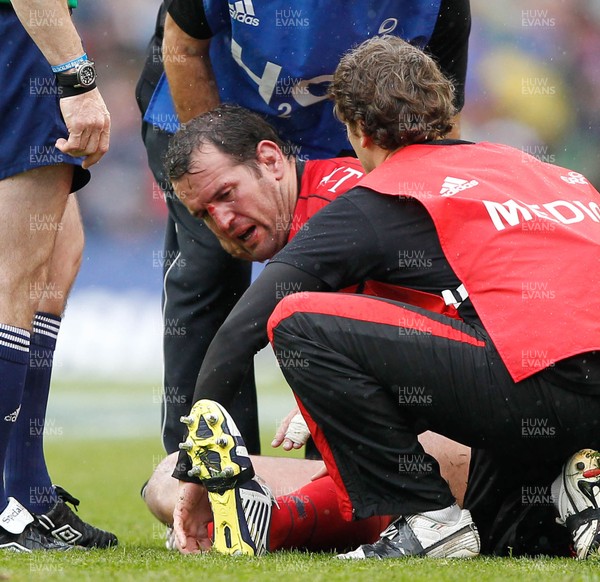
[143,453,179,525]
[268,292,318,343]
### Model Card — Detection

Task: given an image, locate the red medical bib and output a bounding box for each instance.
[360,142,600,381]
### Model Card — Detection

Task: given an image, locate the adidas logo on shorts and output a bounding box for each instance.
[4,406,20,423]
[229,0,259,26]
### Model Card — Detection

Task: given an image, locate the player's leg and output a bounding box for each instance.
[146,436,468,527]
[3,194,117,547]
[146,449,390,553]
[159,402,470,555]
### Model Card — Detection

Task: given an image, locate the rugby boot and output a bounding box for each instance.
[337,504,480,559]
[553,448,600,559]
[180,399,273,555]
[36,486,117,548]
[0,497,73,552]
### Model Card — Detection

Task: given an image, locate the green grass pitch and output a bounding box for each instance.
[0,379,598,581]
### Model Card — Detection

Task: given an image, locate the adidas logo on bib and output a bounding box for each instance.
[440,176,479,197]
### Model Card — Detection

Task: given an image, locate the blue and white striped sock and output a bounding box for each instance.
[5,313,60,513]
[0,323,30,512]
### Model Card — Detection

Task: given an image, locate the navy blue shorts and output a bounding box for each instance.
[0,6,89,191]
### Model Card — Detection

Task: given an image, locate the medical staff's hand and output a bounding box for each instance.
[271,408,311,451]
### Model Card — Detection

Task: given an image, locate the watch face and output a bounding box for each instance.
[78,63,96,87]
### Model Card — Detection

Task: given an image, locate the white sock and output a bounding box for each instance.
[421,502,462,524]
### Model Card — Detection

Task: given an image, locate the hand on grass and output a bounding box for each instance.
[173,481,212,554]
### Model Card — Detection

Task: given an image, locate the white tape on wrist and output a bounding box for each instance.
[284,413,310,446]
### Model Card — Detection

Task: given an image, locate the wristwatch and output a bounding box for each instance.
[56,60,97,89]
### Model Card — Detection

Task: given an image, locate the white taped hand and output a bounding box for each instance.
[272,408,310,451]
[285,413,310,446]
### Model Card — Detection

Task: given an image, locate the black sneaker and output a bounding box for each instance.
[0,497,72,552]
[36,486,117,548]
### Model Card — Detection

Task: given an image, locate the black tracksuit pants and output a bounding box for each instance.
[134,17,259,454]
[268,291,600,555]
[140,123,259,455]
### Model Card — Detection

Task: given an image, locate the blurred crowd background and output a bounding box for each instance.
[53,0,600,381]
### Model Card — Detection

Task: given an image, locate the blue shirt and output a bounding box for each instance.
[144,0,445,158]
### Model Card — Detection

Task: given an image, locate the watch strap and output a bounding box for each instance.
[55,71,87,87]
[58,83,96,98]
[55,61,97,97]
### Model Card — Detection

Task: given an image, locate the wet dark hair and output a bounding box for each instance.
[165,103,291,181]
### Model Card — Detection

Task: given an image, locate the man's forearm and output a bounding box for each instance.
[174,263,329,484]
[192,264,330,407]
[11,0,85,66]
[163,14,219,123]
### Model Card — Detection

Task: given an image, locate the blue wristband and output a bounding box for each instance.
[51,54,88,74]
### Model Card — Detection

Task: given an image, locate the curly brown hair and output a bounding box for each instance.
[329,35,456,150]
